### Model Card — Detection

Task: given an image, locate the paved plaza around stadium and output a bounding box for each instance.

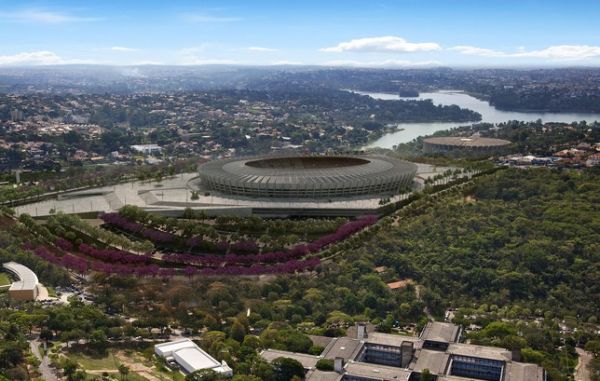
[15,162,451,218]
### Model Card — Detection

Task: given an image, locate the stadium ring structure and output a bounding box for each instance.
[423,136,511,154]
[198,155,417,199]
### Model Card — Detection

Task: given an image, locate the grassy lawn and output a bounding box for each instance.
[69,352,119,371]
[46,286,57,297]
[153,359,185,381]
[105,372,149,381]
[0,273,11,286]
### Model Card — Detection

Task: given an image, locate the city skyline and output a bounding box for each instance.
[2,0,600,67]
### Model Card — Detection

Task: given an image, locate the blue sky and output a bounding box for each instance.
[1,0,600,67]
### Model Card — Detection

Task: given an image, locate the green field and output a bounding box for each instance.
[69,352,119,371]
[46,286,57,297]
[0,273,11,286]
[103,372,149,381]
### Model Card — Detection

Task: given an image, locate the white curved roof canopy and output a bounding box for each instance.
[2,261,39,291]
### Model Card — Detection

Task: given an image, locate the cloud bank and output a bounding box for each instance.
[321,36,441,53]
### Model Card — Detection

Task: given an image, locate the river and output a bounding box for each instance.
[361,90,600,149]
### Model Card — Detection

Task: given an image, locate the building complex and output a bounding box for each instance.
[261,322,545,381]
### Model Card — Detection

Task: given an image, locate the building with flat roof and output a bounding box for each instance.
[131,144,162,155]
[2,262,39,301]
[155,339,233,376]
[261,322,545,381]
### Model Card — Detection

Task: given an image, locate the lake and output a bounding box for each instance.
[361,90,600,149]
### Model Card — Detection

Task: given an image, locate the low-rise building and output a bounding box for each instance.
[131,144,162,155]
[2,261,39,301]
[155,339,233,376]
[261,322,545,381]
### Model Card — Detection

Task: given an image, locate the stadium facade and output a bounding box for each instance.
[423,136,511,155]
[198,155,417,199]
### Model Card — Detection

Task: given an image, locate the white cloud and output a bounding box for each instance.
[269,60,302,65]
[181,13,242,23]
[321,59,441,68]
[450,45,505,57]
[452,44,600,60]
[0,51,94,65]
[247,46,278,52]
[0,9,99,23]
[321,36,441,53]
[180,58,244,65]
[513,45,600,59]
[110,46,138,52]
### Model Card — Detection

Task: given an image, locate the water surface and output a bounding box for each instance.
[361,91,600,149]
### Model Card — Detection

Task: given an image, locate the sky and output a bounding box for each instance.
[2,0,600,68]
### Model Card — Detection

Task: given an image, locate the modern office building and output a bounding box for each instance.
[260,322,545,381]
[198,154,417,199]
[155,339,233,376]
[2,262,39,301]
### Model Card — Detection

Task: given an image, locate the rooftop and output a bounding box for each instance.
[423,136,511,147]
[421,322,461,343]
[447,343,512,362]
[155,339,232,375]
[411,349,450,374]
[343,361,412,380]
[321,337,363,360]
[260,349,320,369]
[262,322,545,381]
[2,262,38,291]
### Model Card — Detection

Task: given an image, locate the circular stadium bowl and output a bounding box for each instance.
[198,155,417,199]
[423,136,511,154]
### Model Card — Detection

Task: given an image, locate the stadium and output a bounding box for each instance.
[423,136,511,154]
[197,155,417,199]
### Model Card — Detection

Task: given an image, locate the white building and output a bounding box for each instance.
[2,262,39,301]
[155,339,233,376]
[131,144,162,155]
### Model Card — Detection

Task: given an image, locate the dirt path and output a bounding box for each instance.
[115,352,162,381]
[575,347,592,381]
[29,340,59,381]
[416,285,434,321]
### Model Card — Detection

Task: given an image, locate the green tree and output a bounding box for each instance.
[230,321,247,343]
[186,369,226,381]
[62,358,79,381]
[421,368,433,381]
[118,364,130,380]
[272,357,305,381]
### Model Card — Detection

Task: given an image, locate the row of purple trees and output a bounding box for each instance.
[33,243,319,278]
[198,257,321,276]
[161,243,310,266]
[33,244,179,277]
[77,243,154,265]
[102,212,377,262]
[33,246,89,274]
[102,212,262,254]
[161,216,376,267]
[100,212,176,244]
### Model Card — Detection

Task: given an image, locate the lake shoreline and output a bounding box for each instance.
[357,90,600,149]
